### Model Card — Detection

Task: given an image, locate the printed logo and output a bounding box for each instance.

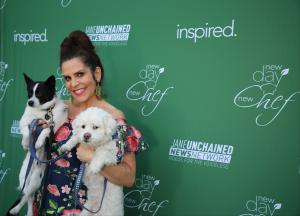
[10,120,21,138]
[13,28,48,45]
[0,149,10,185]
[126,65,174,116]
[168,138,234,169]
[0,0,7,10]
[55,67,70,98]
[124,174,169,216]
[0,61,14,102]
[86,24,131,47]
[234,65,300,126]
[176,19,237,43]
[240,195,282,216]
[59,0,72,7]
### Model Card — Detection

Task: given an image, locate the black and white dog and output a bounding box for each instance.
[8,73,68,216]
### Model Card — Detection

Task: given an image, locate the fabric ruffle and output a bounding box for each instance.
[114,118,148,162]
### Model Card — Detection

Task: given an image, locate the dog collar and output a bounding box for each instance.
[45,104,55,127]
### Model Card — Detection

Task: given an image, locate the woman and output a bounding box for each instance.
[33,30,147,215]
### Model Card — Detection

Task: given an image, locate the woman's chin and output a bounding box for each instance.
[71,95,86,104]
[71,94,97,105]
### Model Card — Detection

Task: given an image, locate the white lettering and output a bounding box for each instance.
[13,29,48,45]
[177,19,236,43]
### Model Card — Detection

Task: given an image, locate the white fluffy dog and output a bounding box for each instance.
[9,74,68,216]
[60,107,123,216]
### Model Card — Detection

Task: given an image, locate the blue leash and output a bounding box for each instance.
[28,119,67,164]
[22,119,107,213]
[20,119,67,192]
[73,163,108,214]
[20,119,44,192]
[20,154,34,192]
[7,117,58,215]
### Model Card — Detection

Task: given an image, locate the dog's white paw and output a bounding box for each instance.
[9,207,18,215]
[21,144,29,150]
[21,139,29,150]
[35,140,45,149]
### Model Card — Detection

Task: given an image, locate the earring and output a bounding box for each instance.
[96,84,102,97]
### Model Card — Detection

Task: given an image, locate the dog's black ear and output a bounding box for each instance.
[23,73,34,87]
[45,75,56,89]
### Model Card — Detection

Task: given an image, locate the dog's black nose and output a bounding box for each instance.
[84,133,91,141]
[28,100,34,107]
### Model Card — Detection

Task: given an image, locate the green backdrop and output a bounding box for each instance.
[1,0,299,215]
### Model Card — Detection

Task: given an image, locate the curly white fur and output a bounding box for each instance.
[60,107,123,216]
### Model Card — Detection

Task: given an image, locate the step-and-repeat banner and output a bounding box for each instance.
[1,0,300,215]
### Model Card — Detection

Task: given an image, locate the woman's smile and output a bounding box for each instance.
[73,88,86,96]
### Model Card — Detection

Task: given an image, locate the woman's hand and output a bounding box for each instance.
[76,144,136,187]
[76,143,95,163]
[37,119,49,128]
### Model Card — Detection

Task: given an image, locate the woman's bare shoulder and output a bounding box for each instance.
[109,105,125,120]
[101,101,125,120]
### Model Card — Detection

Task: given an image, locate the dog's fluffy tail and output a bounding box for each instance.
[6,198,21,216]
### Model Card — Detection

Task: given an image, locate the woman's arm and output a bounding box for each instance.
[76,143,136,187]
[101,152,136,187]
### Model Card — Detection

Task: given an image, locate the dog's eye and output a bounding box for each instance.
[93,125,99,129]
[35,89,42,97]
[81,125,85,129]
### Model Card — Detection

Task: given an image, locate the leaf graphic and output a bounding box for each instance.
[274,203,282,210]
[46,210,55,214]
[57,206,65,213]
[154,180,160,186]
[281,68,289,76]
[49,199,58,209]
[53,170,61,174]
[159,68,165,74]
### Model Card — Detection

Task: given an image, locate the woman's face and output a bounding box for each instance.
[61,57,101,104]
